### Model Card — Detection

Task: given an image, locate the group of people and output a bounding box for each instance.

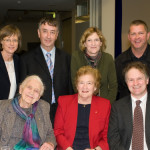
[0,16,150,150]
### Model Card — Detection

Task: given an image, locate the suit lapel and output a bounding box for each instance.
[0,52,10,83]
[125,96,133,143]
[13,54,19,84]
[35,106,45,142]
[53,48,60,75]
[145,93,150,147]
[34,47,51,76]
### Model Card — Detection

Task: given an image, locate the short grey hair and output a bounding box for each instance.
[20,75,45,96]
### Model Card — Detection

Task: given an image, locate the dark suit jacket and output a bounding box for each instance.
[0,52,19,100]
[0,99,56,149]
[19,46,73,104]
[108,94,150,150]
[54,94,111,150]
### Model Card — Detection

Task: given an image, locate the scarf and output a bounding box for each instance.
[84,50,101,68]
[12,97,41,150]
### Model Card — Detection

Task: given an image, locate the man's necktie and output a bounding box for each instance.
[46,53,55,104]
[132,100,144,150]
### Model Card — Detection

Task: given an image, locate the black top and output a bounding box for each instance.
[115,44,150,99]
[73,103,91,150]
[0,52,19,100]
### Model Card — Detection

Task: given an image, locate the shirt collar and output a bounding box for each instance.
[131,92,148,104]
[40,45,56,60]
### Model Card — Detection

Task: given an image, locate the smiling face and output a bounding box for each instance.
[128,25,150,52]
[126,68,149,99]
[19,79,42,108]
[76,74,96,101]
[1,34,19,55]
[38,23,58,52]
[84,32,102,56]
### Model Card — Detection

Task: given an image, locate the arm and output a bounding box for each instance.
[67,53,74,94]
[97,101,111,150]
[40,101,57,148]
[108,104,126,150]
[106,55,118,103]
[54,97,72,150]
[71,51,81,92]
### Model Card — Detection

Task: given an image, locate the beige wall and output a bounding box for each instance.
[101,0,115,58]
[122,0,150,52]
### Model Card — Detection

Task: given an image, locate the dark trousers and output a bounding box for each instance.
[50,103,58,128]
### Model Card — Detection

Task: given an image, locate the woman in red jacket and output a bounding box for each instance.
[54,66,111,150]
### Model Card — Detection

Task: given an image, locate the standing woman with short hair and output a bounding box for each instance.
[0,24,21,99]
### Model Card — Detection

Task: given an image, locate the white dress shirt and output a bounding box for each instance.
[5,60,16,99]
[129,92,148,150]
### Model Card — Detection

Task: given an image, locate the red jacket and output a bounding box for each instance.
[54,94,111,150]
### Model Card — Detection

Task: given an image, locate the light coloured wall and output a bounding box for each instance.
[122,0,150,52]
[101,0,115,58]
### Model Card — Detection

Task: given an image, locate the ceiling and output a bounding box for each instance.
[0,0,76,23]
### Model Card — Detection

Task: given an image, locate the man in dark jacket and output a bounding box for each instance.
[115,20,150,99]
[19,17,73,126]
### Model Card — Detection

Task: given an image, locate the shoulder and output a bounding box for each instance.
[92,96,111,107]
[0,99,12,106]
[0,99,13,112]
[72,50,83,57]
[115,48,131,63]
[38,99,50,110]
[13,53,19,60]
[101,52,114,61]
[58,94,77,105]
[56,48,70,57]
[20,47,40,58]
[112,95,130,108]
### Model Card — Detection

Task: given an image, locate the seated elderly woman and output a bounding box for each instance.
[0,75,56,150]
[54,66,111,150]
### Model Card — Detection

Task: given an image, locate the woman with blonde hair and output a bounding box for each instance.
[71,27,117,103]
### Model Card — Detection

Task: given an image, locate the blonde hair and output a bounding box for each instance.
[20,75,45,96]
[74,66,101,95]
[79,27,106,52]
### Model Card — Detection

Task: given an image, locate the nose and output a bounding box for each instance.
[10,40,15,45]
[133,79,138,85]
[83,83,88,89]
[29,89,34,95]
[47,32,52,38]
[91,40,95,45]
[135,33,140,39]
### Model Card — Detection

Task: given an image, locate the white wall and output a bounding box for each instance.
[122,0,150,51]
[102,0,115,58]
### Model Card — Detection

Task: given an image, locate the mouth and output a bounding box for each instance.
[82,91,89,93]
[134,40,141,44]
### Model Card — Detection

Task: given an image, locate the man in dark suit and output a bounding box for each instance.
[19,17,73,126]
[108,61,150,150]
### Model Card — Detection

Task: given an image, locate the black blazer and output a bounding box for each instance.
[19,46,73,104]
[0,52,19,100]
[108,94,150,150]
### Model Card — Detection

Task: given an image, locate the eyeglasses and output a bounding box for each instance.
[3,39,18,43]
